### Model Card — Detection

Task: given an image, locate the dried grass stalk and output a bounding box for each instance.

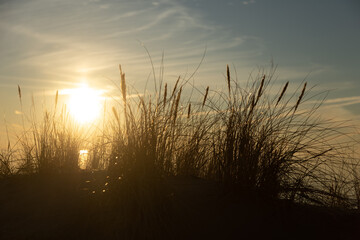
[119,64,126,105]
[171,76,180,98]
[227,65,231,96]
[256,75,265,102]
[163,83,167,108]
[202,86,209,108]
[276,81,289,106]
[55,90,58,109]
[187,103,191,119]
[294,82,307,112]
[173,87,182,123]
[17,85,22,102]
[112,106,120,125]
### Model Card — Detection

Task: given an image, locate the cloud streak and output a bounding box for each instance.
[0,0,359,125]
[242,0,255,5]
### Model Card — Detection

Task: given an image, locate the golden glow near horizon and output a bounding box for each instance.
[67,86,103,124]
[79,149,89,170]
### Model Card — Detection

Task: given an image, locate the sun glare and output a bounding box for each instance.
[68,86,102,124]
[79,149,89,170]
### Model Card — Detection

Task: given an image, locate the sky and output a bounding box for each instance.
[0,0,360,147]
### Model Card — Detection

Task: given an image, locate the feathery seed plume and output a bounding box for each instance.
[163,83,167,108]
[119,64,126,104]
[187,103,191,119]
[173,87,182,123]
[227,65,231,96]
[17,85,22,103]
[255,75,265,105]
[276,81,289,106]
[202,86,209,108]
[55,90,58,109]
[294,82,307,112]
[171,76,180,98]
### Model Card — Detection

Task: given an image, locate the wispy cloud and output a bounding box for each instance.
[2,0,358,124]
[324,96,360,105]
[0,0,263,92]
[242,0,255,5]
[323,96,360,109]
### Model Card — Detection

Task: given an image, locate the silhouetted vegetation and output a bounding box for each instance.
[0,64,359,239]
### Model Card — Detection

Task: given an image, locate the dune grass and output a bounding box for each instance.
[71,63,358,215]
[0,63,359,238]
[3,64,360,204]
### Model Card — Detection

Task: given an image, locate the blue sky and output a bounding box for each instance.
[0,0,359,146]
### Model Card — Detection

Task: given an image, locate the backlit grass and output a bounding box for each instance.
[0,63,359,238]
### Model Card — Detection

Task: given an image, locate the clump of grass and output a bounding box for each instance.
[0,150,15,177]
[205,66,359,205]
[101,64,220,237]
[1,60,360,239]
[108,65,212,179]
[4,61,360,219]
[0,121,18,176]
[15,87,82,174]
[102,63,360,208]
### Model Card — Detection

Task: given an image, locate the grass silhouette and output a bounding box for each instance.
[0,63,359,239]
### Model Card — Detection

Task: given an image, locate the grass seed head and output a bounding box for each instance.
[171,76,180,98]
[173,87,182,123]
[55,90,58,109]
[202,86,209,108]
[187,103,191,119]
[227,65,231,96]
[276,81,289,106]
[294,82,307,112]
[163,83,167,108]
[255,75,265,105]
[119,64,126,104]
[17,85,22,103]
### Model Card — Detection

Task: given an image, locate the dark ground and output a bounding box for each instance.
[0,171,359,239]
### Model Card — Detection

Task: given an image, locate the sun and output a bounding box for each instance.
[68,86,102,124]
